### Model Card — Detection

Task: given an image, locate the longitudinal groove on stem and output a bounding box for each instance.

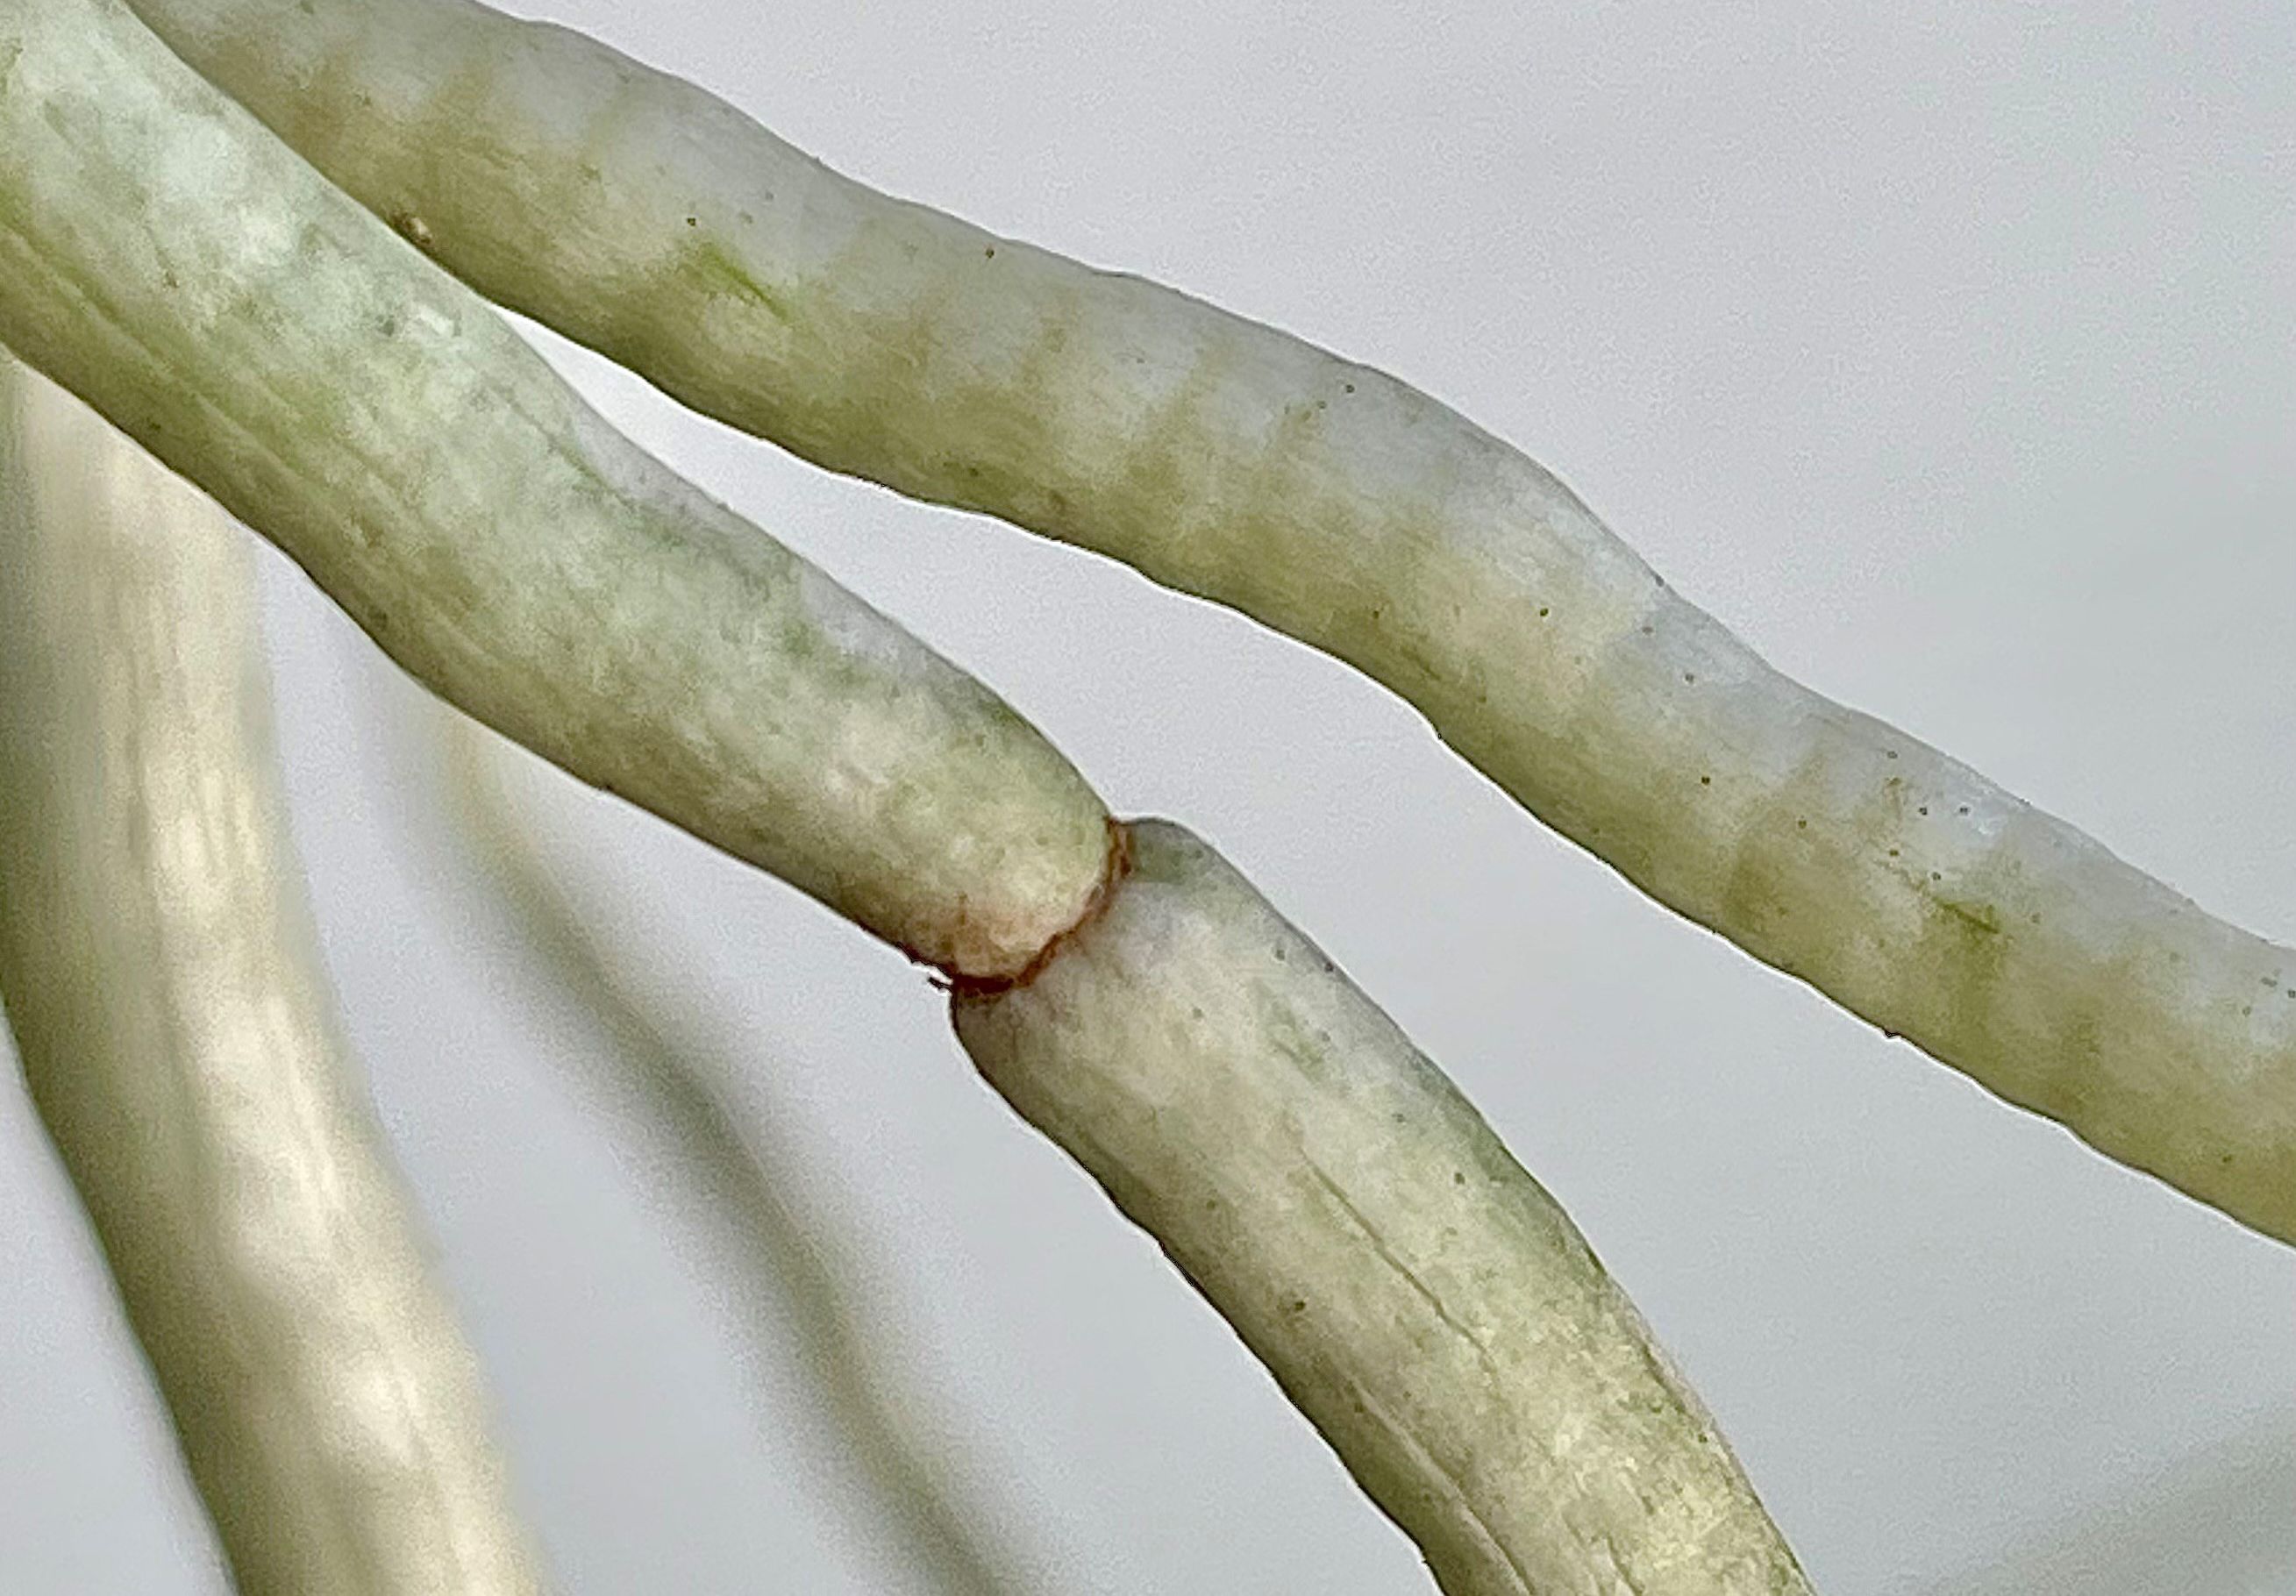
[956,822,1815,1596]
[132,0,2296,1242]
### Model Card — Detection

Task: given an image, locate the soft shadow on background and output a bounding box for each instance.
[3,3,2292,1592]
[421,709,1055,1596]
[1919,1407,2296,1596]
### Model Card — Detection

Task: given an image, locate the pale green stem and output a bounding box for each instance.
[435,716,1051,1596]
[0,355,545,1594]
[0,5,1811,1583]
[129,0,2296,1243]
[957,822,1813,1596]
[0,0,1112,984]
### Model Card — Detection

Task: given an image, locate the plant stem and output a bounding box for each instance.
[0,8,1815,1583]
[0,354,545,1595]
[128,0,2296,1243]
[0,0,1111,984]
[957,822,1813,1596]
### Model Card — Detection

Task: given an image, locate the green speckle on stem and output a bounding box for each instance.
[678,238,790,324]
[1910,876,2012,1060]
[1931,894,2004,941]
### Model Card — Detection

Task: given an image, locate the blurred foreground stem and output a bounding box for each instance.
[0,355,542,1593]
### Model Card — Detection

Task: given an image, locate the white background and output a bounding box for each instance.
[4,2,2293,1591]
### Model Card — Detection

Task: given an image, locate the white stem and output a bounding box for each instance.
[0,354,544,1594]
[0,0,1111,983]
[957,823,1812,1596]
[129,0,2296,1243]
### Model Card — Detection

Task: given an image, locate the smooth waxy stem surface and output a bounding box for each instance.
[0,0,1110,981]
[955,823,1813,1596]
[130,0,2296,1243]
[0,358,544,1594]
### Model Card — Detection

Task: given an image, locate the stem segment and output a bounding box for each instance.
[4,6,1815,1584]
[0,0,1110,982]
[133,0,2296,1242]
[0,355,544,1595]
[956,822,1812,1596]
